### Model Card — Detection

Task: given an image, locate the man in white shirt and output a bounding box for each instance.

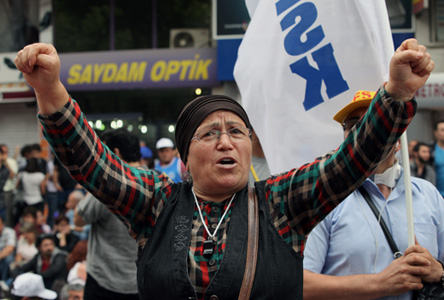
[303,91,444,300]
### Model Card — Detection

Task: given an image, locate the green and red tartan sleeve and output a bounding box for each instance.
[264,85,417,254]
[38,98,173,240]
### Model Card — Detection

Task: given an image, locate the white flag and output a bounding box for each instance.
[234,0,394,174]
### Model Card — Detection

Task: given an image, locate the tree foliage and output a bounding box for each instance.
[54,0,210,52]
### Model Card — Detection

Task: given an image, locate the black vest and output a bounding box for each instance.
[137,182,303,299]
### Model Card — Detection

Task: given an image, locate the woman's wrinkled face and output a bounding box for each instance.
[187,110,252,200]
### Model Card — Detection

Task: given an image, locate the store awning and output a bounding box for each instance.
[414,73,444,109]
[0,82,35,103]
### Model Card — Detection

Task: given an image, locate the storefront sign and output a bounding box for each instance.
[0,53,35,103]
[415,73,444,109]
[60,47,219,91]
[0,53,24,83]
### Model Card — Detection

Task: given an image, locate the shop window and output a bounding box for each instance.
[431,0,444,43]
[0,0,39,52]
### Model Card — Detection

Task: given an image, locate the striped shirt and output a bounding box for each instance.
[39,86,415,299]
[0,226,16,251]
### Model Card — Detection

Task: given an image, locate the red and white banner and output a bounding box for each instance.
[235,0,394,173]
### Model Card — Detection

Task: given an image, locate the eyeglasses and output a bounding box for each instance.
[191,127,252,142]
[342,117,360,132]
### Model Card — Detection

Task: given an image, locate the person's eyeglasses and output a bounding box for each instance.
[190,127,252,142]
[342,117,360,132]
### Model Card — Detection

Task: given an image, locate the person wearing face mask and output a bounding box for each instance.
[410,142,436,186]
[303,91,444,300]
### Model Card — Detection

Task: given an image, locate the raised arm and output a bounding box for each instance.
[14,43,171,240]
[14,43,69,115]
[313,39,431,212]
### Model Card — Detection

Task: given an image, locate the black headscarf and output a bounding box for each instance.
[175,95,252,164]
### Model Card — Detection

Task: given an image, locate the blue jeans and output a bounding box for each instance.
[57,189,74,213]
[0,209,5,226]
[0,254,14,281]
[45,192,58,227]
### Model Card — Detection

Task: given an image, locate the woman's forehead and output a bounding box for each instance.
[198,110,246,128]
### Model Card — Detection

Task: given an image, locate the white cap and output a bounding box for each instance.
[12,273,57,299]
[156,138,174,150]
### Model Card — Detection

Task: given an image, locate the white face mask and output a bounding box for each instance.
[373,161,401,189]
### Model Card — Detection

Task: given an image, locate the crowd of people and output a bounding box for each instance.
[0,143,89,299]
[406,119,444,197]
[0,38,438,300]
[0,131,190,300]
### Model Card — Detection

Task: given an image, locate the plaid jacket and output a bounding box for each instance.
[39,86,415,298]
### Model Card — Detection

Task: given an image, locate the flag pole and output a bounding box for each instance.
[373,0,415,248]
[400,132,415,247]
